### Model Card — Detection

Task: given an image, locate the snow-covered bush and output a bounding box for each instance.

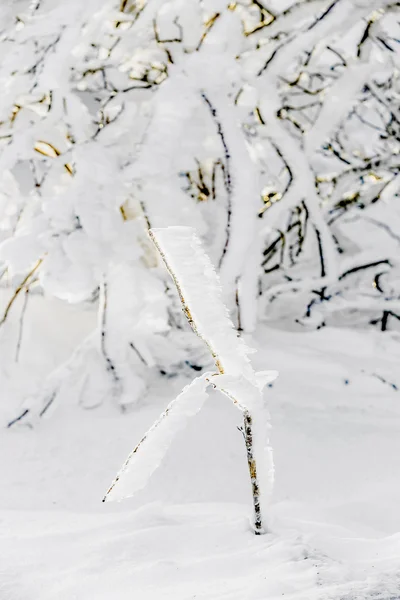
[0,0,399,416]
[104,227,278,534]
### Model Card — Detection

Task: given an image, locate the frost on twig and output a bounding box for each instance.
[103,372,211,501]
[103,226,277,534]
[149,226,254,379]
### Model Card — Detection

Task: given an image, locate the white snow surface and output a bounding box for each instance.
[1,307,400,598]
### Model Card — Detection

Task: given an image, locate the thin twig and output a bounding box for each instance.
[15,288,29,362]
[201,92,232,269]
[0,260,42,328]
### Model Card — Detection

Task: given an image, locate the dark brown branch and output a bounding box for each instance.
[201,91,232,268]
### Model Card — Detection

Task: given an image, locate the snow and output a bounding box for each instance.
[304,61,373,157]
[2,320,400,598]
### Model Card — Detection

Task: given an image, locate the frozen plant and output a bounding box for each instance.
[104,226,278,534]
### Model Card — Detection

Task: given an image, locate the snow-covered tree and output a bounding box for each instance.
[0,0,399,418]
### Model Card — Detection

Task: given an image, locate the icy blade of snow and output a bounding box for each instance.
[149,227,255,380]
[103,373,211,502]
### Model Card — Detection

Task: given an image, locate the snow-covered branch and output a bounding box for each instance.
[104,226,277,534]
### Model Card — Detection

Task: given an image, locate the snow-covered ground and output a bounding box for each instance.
[1,292,400,599]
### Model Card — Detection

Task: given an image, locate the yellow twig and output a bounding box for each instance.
[0,259,42,327]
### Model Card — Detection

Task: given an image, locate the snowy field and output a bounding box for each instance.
[1,295,400,599]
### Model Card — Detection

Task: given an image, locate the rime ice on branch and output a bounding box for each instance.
[149,226,255,379]
[104,226,277,534]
